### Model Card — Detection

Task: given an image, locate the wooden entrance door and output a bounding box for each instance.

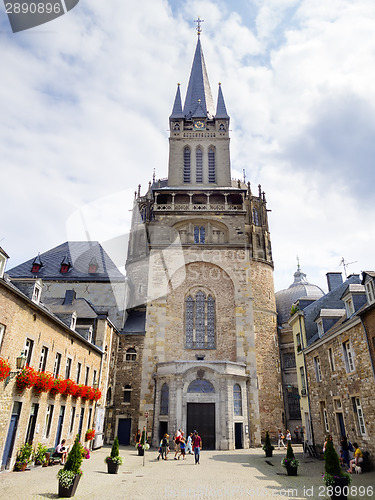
[187,403,215,449]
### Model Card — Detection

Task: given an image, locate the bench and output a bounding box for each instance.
[45,448,61,466]
[360,451,372,473]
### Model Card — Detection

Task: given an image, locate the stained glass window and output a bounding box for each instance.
[185,292,215,349]
[160,383,169,415]
[233,384,242,416]
[194,226,205,244]
[187,379,215,393]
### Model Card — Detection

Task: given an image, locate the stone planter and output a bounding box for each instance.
[138,447,144,456]
[58,474,81,498]
[107,461,119,474]
[329,477,349,500]
[264,449,273,458]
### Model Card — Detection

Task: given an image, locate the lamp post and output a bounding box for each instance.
[5,351,27,387]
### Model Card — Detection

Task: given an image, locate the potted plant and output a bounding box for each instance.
[105,437,123,474]
[33,443,48,466]
[281,441,300,476]
[57,435,83,498]
[262,431,274,457]
[323,438,351,500]
[33,371,54,394]
[14,443,33,471]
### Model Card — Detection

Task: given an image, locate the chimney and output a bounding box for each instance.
[63,289,76,305]
[326,272,343,292]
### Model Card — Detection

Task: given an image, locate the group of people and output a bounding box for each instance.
[277,427,305,449]
[157,429,202,464]
[323,434,363,473]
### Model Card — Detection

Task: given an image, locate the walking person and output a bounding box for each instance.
[173,429,182,459]
[277,429,286,449]
[285,429,292,443]
[340,435,350,469]
[294,426,299,442]
[186,433,193,455]
[178,434,186,460]
[161,433,169,460]
[192,430,202,465]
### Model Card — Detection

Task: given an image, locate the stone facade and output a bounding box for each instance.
[305,317,375,458]
[0,274,115,470]
[119,35,284,450]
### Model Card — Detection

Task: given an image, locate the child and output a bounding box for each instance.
[157,438,163,461]
[178,435,186,460]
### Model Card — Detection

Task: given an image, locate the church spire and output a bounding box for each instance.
[215,83,230,120]
[170,83,184,119]
[182,32,215,119]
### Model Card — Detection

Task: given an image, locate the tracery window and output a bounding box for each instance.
[233,384,242,416]
[183,147,191,183]
[185,291,215,349]
[196,147,203,183]
[160,383,169,415]
[208,147,216,183]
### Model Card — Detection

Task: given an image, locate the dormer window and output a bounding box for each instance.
[317,319,324,337]
[60,256,71,274]
[0,247,9,279]
[88,257,99,274]
[345,297,354,317]
[70,312,77,331]
[32,282,42,304]
[31,254,43,274]
[365,279,375,304]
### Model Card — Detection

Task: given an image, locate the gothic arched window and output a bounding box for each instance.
[233,384,242,416]
[160,383,169,415]
[196,147,203,183]
[208,147,216,183]
[253,208,259,226]
[185,291,215,349]
[183,147,191,183]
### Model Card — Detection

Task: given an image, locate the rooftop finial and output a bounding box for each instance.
[194,16,204,36]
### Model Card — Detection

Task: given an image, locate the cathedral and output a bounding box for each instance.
[121,26,284,449]
[3,25,285,453]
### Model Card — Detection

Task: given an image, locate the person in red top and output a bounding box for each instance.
[192,431,202,464]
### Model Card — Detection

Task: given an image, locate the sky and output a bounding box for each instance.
[1,0,375,293]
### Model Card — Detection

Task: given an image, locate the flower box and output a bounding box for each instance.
[0,357,11,381]
[34,371,55,393]
[15,366,38,391]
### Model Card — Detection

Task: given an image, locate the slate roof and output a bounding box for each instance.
[182,37,215,119]
[122,309,146,334]
[7,241,125,282]
[215,83,230,119]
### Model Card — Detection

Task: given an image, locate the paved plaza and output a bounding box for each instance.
[0,445,374,499]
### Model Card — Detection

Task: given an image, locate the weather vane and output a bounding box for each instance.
[194,16,204,36]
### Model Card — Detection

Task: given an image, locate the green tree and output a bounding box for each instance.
[111,437,120,458]
[286,441,295,460]
[324,438,341,476]
[63,434,83,475]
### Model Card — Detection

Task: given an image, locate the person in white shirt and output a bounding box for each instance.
[54,439,67,464]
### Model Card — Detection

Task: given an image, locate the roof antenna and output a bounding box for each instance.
[242,169,246,184]
[339,257,357,279]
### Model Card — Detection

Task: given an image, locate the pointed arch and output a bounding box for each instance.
[233,384,242,415]
[196,146,203,183]
[208,146,216,183]
[183,146,191,183]
[160,383,169,415]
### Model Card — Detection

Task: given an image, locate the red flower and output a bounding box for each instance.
[61,379,79,397]
[76,384,90,399]
[34,371,55,393]
[50,377,66,395]
[0,357,11,381]
[91,388,101,401]
[16,365,38,390]
[85,429,95,441]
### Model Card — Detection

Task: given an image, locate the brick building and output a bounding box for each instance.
[290,270,375,459]
[0,248,117,470]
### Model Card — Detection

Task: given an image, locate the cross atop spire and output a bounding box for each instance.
[194,16,204,36]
